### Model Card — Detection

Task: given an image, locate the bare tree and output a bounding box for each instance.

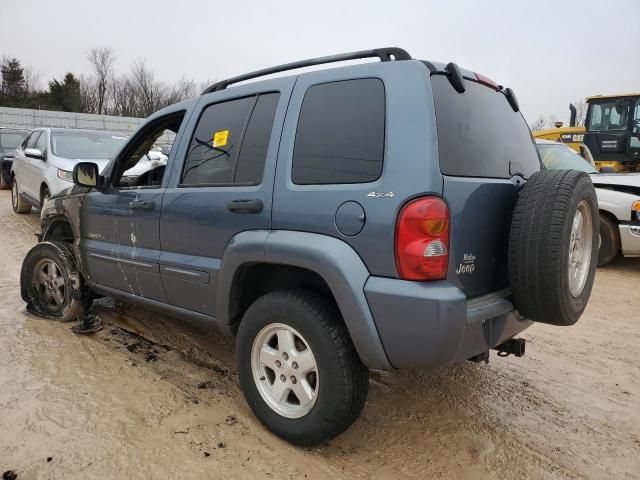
[79,74,99,113]
[573,99,587,126]
[110,75,137,117]
[87,47,115,114]
[22,66,41,96]
[130,59,165,117]
[530,116,547,132]
[164,76,196,105]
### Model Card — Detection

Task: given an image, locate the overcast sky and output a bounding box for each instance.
[1,0,639,124]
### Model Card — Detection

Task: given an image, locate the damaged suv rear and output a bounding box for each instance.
[22,48,598,446]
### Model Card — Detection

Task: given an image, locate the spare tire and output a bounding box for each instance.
[508,169,598,326]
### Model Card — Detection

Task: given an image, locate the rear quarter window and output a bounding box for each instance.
[432,75,540,178]
[292,78,385,185]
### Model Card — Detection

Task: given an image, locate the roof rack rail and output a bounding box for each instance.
[201,47,411,94]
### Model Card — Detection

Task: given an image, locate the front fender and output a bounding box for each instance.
[216,230,392,370]
[597,189,635,222]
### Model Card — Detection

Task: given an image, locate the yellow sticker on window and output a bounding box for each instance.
[213,130,229,147]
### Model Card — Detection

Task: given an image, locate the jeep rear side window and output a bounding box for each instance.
[292,78,385,185]
[181,93,280,186]
[431,75,540,179]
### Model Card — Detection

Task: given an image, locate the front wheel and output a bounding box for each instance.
[236,290,369,446]
[11,177,31,214]
[20,241,92,321]
[597,214,620,266]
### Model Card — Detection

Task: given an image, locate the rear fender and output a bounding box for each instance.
[217,230,392,370]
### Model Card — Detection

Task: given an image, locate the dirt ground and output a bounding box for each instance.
[0,189,638,480]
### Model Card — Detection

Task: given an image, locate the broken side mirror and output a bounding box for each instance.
[73,162,101,188]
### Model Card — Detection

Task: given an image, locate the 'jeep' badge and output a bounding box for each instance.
[456,253,476,275]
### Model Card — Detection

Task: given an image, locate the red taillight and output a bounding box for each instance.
[474,72,500,90]
[395,196,450,281]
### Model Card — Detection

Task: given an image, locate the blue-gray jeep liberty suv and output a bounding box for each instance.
[22,48,599,446]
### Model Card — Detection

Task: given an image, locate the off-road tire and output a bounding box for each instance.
[597,214,620,266]
[11,177,31,214]
[21,241,92,321]
[509,169,598,326]
[236,290,369,446]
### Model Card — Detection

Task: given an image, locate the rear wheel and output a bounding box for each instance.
[597,214,620,266]
[236,290,368,446]
[11,177,31,214]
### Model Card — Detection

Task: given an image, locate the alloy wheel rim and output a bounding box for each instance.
[251,323,319,418]
[568,200,593,297]
[33,258,66,313]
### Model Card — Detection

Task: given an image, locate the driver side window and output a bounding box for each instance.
[112,112,184,189]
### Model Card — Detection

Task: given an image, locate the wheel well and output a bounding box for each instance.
[43,219,74,243]
[599,209,618,227]
[40,183,49,197]
[229,264,338,327]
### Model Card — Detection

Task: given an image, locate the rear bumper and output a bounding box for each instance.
[620,224,640,256]
[364,277,532,369]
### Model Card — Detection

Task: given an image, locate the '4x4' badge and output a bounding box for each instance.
[366,192,394,198]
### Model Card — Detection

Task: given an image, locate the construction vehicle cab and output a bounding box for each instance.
[583,94,640,172]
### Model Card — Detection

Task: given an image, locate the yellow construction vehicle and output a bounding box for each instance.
[534,94,640,172]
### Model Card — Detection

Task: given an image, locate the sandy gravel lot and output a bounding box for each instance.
[1,189,638,479]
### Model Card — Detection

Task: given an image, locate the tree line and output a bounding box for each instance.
[529,99,587,132]
[0,47,210,118]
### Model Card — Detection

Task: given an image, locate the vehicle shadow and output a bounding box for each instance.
[598,255,640,273]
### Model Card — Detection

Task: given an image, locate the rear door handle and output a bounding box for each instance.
[129,200,155,211]
[227,199,263,214]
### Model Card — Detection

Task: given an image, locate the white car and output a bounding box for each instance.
[536,139,640,265]
[10,128,128,213]
[9,128,168,213]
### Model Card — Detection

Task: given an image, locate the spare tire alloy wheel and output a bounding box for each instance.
[509,169,599,326]
[568,200,593,297]
[251,323,319,418]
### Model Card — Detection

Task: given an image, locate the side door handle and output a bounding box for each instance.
[129,200,155,211]
[227,199,263,214]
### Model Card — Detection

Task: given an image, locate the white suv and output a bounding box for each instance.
[10,128,128,213]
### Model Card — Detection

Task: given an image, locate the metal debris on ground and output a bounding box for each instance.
[71,313,103,334]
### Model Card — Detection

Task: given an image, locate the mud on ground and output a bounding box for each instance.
[0,190,638,479]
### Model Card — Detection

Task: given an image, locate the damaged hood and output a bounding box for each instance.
[592,173,640,197]
[592,173,640,188]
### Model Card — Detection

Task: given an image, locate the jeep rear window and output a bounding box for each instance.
[432,75,540,178]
